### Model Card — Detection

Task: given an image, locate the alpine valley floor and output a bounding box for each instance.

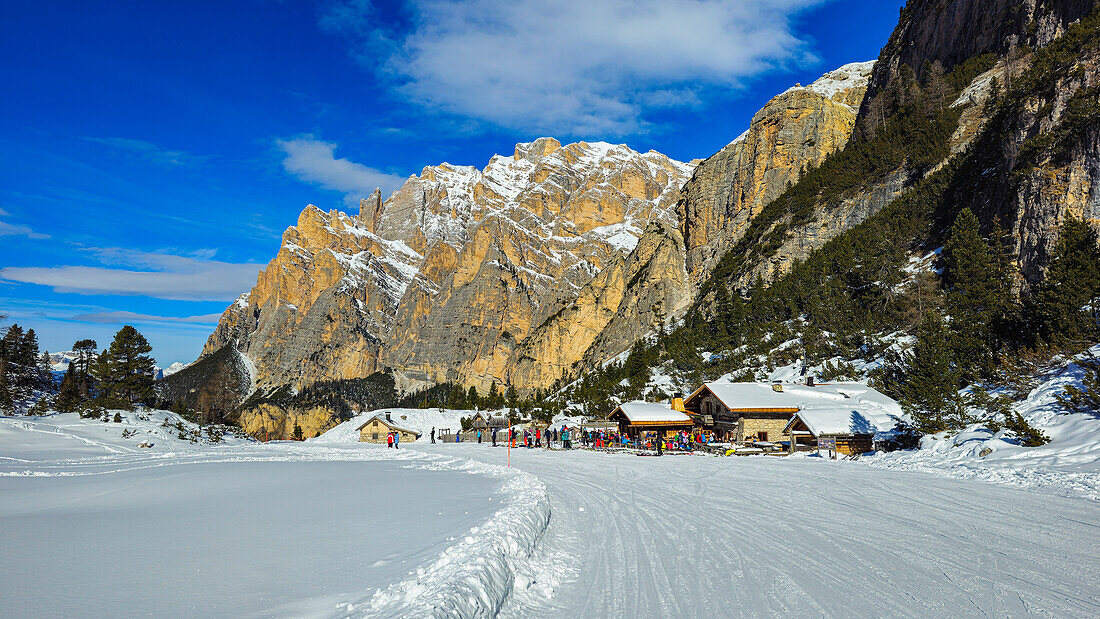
[1,413,1098,618]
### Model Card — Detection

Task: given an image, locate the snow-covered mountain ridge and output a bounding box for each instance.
[204,138,695,402]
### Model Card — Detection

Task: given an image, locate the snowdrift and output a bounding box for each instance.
[343,455,552,618]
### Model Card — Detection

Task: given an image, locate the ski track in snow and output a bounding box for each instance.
[3,413,1098,617]
[443,445,1099,618]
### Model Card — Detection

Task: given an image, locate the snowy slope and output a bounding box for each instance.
[0,409,249,460]
[0,412,549,618]
[449,444,1099,617]
[863,345,1100,499]
[2,408,1098,616]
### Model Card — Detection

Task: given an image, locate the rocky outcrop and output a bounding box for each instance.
[511,221,691,391]
[204,139,694,399]
[678,62,875,284]
[237,404,342,441]
[861,0,1097,118]
[157,345,253,425]
[951,32,1100,287]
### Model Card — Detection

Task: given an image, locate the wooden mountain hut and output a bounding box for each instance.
[357,413,421,444]
[684,381,902,446]
[783,408,897,456]
[608,402,694,439]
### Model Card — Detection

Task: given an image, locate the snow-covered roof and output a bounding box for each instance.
[356,414,420,436]
[785,408,898,437]
[611,401,693,424]
[690,382,902,416]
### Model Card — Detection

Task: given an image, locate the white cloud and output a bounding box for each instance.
[0,206,50,239]
[70,310,222,326]
[86,137,202,166]
[323,0,826,135]
[278,137,407,202]
[0,248,262,301]
[0,221,50,240]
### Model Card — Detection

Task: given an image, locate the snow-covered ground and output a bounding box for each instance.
[2,399,1098,617]
[0,413,545,617]
[864,346,1100,500]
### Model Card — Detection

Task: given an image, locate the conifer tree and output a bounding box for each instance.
[1029,217,1100,345]
[988,217,1022,338]
[0,361,12,414]
[293,422,304,441]
[94,326,156,407]
[72,339,98,398]
[1057,355,1100,415]
[37,352,53,390]
[899,312,964,433]
[982,76,1001,116]
[55,364,84,413]
[19,329,40,369]
[942,208,997,378]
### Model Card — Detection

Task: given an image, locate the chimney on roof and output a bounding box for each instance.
[385,412,392,422]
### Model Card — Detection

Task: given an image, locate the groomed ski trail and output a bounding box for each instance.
[441,445,1100,617]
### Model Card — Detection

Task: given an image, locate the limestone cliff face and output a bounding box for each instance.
[678,61,875,285]
[511,221,691,391]
[205,138,694,398]
[861,0,1096,111]
[954,45,1100,287]
[688,0,1100,296]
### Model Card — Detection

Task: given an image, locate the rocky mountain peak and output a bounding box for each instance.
[514,136,561,161]
[358,187,383,233]
[205,138,695,397]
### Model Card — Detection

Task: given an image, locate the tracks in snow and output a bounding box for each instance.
[447,446,1100,617]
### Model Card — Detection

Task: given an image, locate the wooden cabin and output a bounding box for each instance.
[684,381,902,445]
[356,413,421,444]
[608,401,694,439]
[783,408,897,456]
[683,382,799,443]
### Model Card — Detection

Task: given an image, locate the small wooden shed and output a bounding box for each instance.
[357,413,421,444]
[608,402,694,439]
[783,408,896,455]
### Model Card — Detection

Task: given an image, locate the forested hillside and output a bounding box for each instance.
[566,6,1100,435]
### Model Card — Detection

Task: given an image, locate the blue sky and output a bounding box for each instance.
[0,0,903,366]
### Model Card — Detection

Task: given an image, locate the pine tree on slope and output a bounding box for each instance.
[94,326,156,408]
[900,312,965,434]
[942,208,998,379]
[1029,217,1100,346]
[55,364,84,413]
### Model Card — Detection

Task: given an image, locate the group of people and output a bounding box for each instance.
[385,432,401,449]
[571,428,705,454]
[428,424,714,455]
